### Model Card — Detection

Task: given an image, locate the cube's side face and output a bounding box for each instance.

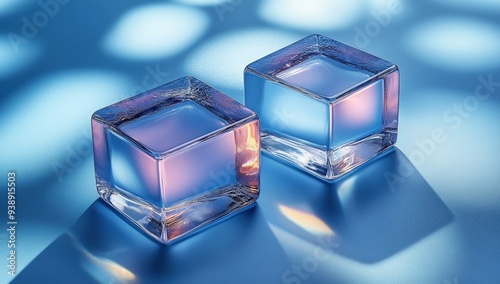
[245,71,329,178]
[92,118,164,241]
[245,73,330,146]
[382,68,400,131]
[327,68,399,178]
[92,77,260,244]
[161,118,260,242]
[92,119,161,205]
[330,80,385,149]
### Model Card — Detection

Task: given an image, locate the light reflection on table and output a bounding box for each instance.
[14,149,453,283]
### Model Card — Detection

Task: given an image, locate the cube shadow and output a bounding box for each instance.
[13,199,291,283]
[260,148,453,263]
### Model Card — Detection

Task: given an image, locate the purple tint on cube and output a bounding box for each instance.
[120,100,227,152]
[92,77,260,244]
[245,34,399,180]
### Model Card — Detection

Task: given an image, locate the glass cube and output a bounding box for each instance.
[245,34,399,180]
[92,77,260,244]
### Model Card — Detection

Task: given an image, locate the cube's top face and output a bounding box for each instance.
[92,76,257,156]
[245,34,397,102]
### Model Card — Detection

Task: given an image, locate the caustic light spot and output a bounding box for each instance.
[103,4,209,60]
[405,17,500,70]
[0,0,30,16]
[0,35,40,78]
[259,0,363,31]
[69,233,136,283]
[184,29,299,89]
[175,0,232,6]
[432,0,500,12]
[367,0,395,10]
[0,70,133,177]
[279,205,335,235]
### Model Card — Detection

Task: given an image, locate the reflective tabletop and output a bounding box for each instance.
[1,0,499,283]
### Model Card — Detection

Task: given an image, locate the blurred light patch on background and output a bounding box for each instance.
[102,4,209,60]
[398,88,472,158]
[367,0,395,10]
[399,88,500,209]
[2,0,500,282]
[433,0,500,12]
[401,89,500,210]
[0,70,132,178]
[258,0,363,31]
[0,0,30,17]
[0,35,41,79]
[184,29,299,90]
[175,0,232,6]
[405,17,500,71]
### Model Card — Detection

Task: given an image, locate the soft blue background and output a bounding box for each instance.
[1,0,499,283]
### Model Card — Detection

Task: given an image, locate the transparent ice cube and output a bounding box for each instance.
[245,34,399,180]
[92,77,260,243]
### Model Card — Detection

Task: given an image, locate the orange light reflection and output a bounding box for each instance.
[278,205,334,236]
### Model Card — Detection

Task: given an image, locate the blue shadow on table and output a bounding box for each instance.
[14,148,453,283]
[13,200,290,283]
[259,147,454,263]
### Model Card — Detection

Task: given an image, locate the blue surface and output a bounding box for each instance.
[10,151,454,283]
[1,0,500,283]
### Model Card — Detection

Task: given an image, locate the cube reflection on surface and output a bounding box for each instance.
[92,77,260,244]
[245,34,399,180]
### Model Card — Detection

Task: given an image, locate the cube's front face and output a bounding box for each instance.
[92,77,260,243]
[245,34,399,180]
